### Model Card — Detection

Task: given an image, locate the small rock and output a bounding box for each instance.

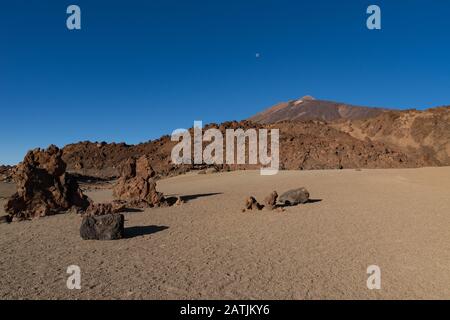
[264,191,278,210]
[244,196,264,211]
[278,188,310,206]
[80,213,124,240]
[175,196,184,206]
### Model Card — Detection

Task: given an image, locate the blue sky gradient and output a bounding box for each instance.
[1,0,450,164]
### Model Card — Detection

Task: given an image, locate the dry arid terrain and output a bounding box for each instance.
[1,97,450,300]
[1,168,450,299]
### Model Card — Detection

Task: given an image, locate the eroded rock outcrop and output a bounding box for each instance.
[62,118,427,180]
[84,201,126,216]
[0,165,14,182]
[113,156,169,208]
[4,145,90,221]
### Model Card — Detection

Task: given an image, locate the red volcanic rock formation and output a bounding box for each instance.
[4,145,90,221]
[334,106,450,166]
[0,165,14,182]
[61,119,424,179]
[84,201,126,216]
[113,155,169,208]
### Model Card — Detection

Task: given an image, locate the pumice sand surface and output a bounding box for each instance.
[1,168,450,299]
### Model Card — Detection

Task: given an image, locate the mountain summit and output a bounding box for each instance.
[248,97,388,123]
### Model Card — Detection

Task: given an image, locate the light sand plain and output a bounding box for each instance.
[1,168,450,299]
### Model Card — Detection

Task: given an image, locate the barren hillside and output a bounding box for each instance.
[249,96,388,123]
[60,120,429,179]
[333,106,450,166]
[5,98,446,179]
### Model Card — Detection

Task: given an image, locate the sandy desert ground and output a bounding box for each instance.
[1,168,450,300]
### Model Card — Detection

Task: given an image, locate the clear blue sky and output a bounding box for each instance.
[1,0,450,164]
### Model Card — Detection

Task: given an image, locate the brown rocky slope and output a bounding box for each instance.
[332,106,450,166]
[60,120,433,179]
[249,97,450,169]
[11,98,442,179]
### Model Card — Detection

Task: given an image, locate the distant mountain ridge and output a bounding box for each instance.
[6,97,450,179]
[60,120,426,179]
[249,96,450,167]
[248,96,389,123]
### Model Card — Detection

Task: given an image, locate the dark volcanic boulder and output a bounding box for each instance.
[4,145,90,221]
[278,188,310,206]
[80,213,124,240]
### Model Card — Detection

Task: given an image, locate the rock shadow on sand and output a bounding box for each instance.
[306,199,322,204]
[124,225,169,238]
[180,192,223,202]
[278,198,322,208]
[123,208,144,213]
[164,192,223,205]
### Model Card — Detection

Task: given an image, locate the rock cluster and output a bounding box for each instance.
[113,156,169,208]
[4,145,90,221]
[243,188,311,212]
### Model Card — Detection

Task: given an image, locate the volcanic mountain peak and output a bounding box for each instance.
[293,95,315,106]
[300,95,315,101]
[248,96,388,124]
